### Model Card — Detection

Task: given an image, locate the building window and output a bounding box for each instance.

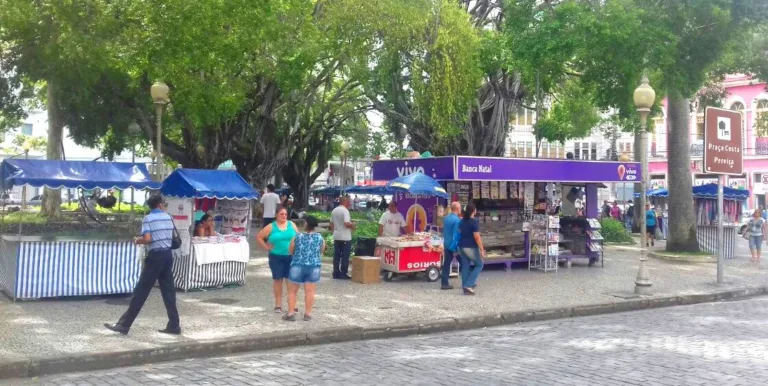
[512,106,535,127]
[512,141,534,157]
[21,123,33,136]
[756,100,768,155]
[730,102,746,150]
[696,105,704,141]
[574,142,598,160]
[539,141,564,159]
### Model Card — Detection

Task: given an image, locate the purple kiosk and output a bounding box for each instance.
[372,156,641,270]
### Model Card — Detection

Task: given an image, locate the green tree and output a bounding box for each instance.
[0,0,121,217]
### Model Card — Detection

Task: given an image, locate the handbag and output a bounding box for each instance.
[170,217,183,250]
[742,222,751,240]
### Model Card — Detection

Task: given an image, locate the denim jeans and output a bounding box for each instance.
[458,247,484,288]
[441,249,457,287]
[333,240,352,277]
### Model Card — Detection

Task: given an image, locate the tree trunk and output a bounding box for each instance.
[42,80,62,218]
[666,94,699,252]
[632,128,642,233]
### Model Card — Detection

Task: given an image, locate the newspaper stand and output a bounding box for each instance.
[377,234,443,282]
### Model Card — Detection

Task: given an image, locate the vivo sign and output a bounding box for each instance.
[397,166,424,176]
[371,158,455,181]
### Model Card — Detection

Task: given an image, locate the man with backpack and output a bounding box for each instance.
[441,202,462,290]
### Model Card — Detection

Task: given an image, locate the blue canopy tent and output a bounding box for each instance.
[161,168,258,200]
[692,183,749,201]
[1,159,159,191]
[0,159,160,300]
[634,188,669,198]
[160,169,258,291]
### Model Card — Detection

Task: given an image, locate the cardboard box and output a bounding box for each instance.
[352,256,381,284]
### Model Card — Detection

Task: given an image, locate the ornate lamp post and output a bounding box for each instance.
[128,121,142,212]
[633,75,655,295]
[340,140,350,196]
[150,82,170,180]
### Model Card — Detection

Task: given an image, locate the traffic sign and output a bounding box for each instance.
[703,107,743,175]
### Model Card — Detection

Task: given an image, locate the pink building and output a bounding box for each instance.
[648,74,768,208]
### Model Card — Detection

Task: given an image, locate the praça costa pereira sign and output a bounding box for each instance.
[704,107,743,175]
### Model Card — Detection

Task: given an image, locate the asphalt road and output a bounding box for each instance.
[9,296,768,386]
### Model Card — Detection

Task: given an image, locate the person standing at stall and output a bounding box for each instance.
[441,202,461,290]
[104,195,180,335]
[458,202,484,295]
[330,197,355,279]
[256,207,299,313]
[378,201,407,237]
[284,216,325,321]
[260,184,281,227]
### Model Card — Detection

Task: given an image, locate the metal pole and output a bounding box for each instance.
[22,151,28,209]
[717,175,724,284]
[131,145,135,213]
[635,112,652,294]
[155,103,164,180]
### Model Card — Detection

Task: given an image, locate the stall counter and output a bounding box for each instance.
[0,233,141,300]
[172,235,249,291]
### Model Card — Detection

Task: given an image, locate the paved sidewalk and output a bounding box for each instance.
[9,297,767,386]
[1,241,766,377]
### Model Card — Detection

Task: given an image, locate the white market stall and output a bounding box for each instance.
[160,169,258,291]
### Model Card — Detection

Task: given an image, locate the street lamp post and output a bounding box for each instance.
[150,82,170,180]
[340,140,350,196]
[150,150,157,185]
[128,121,141,213]
[633,75,655,295]
[21,141,30,209]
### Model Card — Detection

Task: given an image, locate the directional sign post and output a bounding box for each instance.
[703,107,743,285]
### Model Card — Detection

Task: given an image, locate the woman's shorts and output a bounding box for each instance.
[268,254,293,280]
[750,235,763,250]
[288,265,321,284]
[646,225,656,235]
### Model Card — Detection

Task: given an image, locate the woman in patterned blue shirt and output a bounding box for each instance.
[285,216,326,321]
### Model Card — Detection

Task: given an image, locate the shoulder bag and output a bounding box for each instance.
[170,215,183,250]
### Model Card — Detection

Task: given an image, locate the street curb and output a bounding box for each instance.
[3,285,767,380]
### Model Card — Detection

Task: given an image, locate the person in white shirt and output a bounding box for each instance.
[330,197,355,279]
[260,184,282,227]
[378,201,406,237]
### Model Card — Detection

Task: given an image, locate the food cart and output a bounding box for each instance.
[377,234,444,281]
[160,169,258,291]
[378,172,449,282]
[0,159,159,300]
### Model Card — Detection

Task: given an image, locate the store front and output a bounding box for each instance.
[373,156,641,270]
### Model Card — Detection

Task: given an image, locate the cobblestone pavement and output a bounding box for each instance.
[11,297,768,386]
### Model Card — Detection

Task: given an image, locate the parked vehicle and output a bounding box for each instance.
[0,193,21,207]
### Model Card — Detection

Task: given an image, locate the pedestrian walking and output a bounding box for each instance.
[256,206,299,313]
[624,200,634,231]
[441,202,461,290]
[104,195,180,335]
[284,216,325,322]
[746,209,766,264]
[260,184,281,227]
[457,202,484,295]
[610,201,622,220]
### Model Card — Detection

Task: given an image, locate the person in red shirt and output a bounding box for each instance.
[610,201,622,220]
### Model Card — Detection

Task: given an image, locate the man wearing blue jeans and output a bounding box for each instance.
[441,202,461,290]
[330,197,355,279]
